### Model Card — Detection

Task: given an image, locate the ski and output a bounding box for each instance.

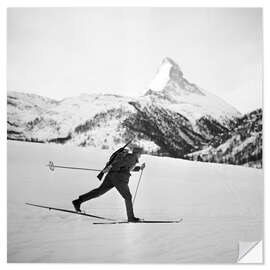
[25,202,116,221]
[93,218,183,225]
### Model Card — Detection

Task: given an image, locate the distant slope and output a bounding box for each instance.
[186,109,262,168]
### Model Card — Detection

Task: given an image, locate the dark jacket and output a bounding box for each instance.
[110,152,139,175]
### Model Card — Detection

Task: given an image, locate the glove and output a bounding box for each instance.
[132,166,141,172]
[141,163,146,170]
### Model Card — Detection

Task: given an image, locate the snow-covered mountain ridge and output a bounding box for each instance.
[145,58,241,125]
[186,108,262,168]
[7,57,261,168]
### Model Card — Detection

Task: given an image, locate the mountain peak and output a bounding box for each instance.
[148,57,183,92]
[147,57,205,98]
[162,57,182,69]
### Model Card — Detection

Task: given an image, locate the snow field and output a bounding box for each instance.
[7,141,263,263]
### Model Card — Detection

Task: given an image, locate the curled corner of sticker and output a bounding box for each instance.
[237,240,263,263]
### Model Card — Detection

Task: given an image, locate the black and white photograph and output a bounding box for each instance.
[6,7,263,263]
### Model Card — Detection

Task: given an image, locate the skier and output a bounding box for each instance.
[72,147,145,222]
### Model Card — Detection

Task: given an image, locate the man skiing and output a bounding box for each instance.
[72,147,145,222]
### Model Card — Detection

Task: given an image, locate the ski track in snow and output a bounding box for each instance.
[7,141,263,263]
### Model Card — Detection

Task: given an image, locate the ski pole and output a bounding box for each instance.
[47,161,101,172]
[132,167,144,206]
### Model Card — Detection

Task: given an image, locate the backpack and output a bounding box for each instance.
[110,151,129,171]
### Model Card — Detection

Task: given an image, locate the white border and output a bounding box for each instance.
[1,0,268,269]
[0,0,269,7]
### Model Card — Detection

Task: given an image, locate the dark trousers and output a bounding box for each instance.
[78,172,135,219]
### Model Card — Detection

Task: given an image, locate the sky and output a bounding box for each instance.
[7,7,262,113]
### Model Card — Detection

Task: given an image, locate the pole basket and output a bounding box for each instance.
[48,161,55,171]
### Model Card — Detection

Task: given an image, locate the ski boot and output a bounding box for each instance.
[72,199,81,212]
[128,217,141,223]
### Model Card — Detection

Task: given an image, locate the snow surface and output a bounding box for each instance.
[7,141,263,263]
[45,94,136,138]
[142,88,241,126]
